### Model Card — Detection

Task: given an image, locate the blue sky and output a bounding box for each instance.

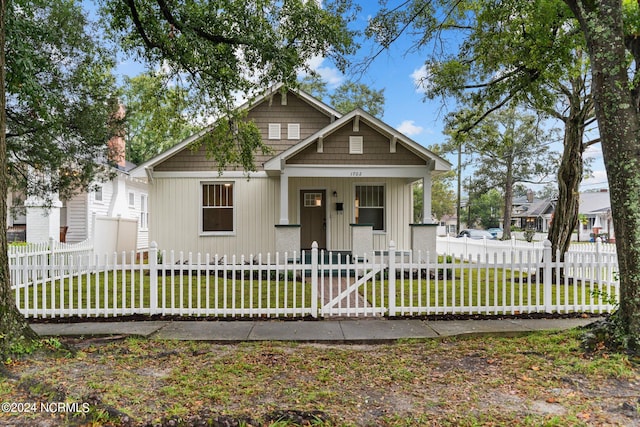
[102,1,608,193]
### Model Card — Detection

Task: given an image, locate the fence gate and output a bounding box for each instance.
[318,253,388,317]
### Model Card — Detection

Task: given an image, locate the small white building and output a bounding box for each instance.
[7,121,149,250]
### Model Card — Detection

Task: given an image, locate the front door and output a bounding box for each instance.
[300,190,326,249]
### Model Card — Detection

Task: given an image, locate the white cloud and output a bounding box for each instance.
[584,144,603,160]
[410,65,429,93]
[298,55,344,88]
[397,120,424,136]
[581,169,609,189]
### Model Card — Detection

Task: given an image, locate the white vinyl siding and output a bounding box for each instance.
[150,176,413,256]
[150,177,279,256]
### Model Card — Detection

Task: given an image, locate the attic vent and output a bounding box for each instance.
[268,123,281,140]
[349,136,363,154]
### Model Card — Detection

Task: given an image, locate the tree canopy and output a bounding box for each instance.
[7,0,119,201]
[120,72,198,165]
[450,107,558,238]
[298,74,385,117]
[0,0,358,358]
[100,0,357,171]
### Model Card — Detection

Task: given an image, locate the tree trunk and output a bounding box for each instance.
[548,116,584,261]
[0,0,39,359]
[502,161,514,240]
[565,0,640,351]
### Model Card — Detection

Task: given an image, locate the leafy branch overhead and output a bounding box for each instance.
[101,0,358,171]
[6,0,119,202]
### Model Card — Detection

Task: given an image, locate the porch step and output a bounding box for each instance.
[303,250,352,264]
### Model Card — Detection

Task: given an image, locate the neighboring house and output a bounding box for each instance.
[61,162,149,250]
[437,214,459,236]
[579,189,614,242]
[506,188,614,242]
[7,109,149,249]
[511,191,555,233]
[130,85,451,257]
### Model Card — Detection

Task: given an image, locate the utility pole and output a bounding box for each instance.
[456,143,462,234]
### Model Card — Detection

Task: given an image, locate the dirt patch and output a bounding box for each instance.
[1,331,639,426]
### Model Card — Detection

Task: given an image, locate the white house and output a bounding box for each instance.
[7,115,149,250]
[130,85,450,257]
[579,190,614,242]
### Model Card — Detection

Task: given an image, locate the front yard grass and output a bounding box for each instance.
[1,329,638,426]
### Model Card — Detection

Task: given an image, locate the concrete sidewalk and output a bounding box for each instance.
[30,317,600,343]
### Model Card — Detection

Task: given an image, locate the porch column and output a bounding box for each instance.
[279,171,289,224]
[422,172,433,223]
[411,223,438,262]
[275,224,301,260]
[351,224,373,260]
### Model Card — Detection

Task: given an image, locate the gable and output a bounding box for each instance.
[153,89,338,173]
[287,120,425,166]
[264,109,451,174]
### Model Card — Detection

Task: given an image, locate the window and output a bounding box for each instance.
[140,194,148,230]
[287,123,300,140]
[349,136,363,154]
[129,192,135,207]
[202,183,234,233]
[94,185,103,202]
[268,123,281,140]
[304,192,323,207]
[355,185,385,230]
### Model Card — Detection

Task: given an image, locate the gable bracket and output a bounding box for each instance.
[353,115,360,132]
[390,136,397,153]
[145,167,154,184]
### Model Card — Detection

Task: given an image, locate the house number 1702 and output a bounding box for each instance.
[350,171,362,177]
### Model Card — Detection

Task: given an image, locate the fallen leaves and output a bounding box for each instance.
[1,332,637,426]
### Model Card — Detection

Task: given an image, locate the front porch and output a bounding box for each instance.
[272,175,439,257]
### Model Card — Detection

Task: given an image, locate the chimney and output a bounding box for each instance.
[526,189,534,203]
[108,103,126,168]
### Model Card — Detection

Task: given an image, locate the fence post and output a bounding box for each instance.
[311,241,318,318]
[388,240,396,317]
[595,237,602,310]
[543,240,553,313]
[149,241,158,313]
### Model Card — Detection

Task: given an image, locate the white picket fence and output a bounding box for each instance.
[9,239,94,291]
[9,239,619,319]
[436,235,616,265]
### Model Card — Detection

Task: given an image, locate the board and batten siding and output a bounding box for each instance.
[150,176,280,257]
[150,175,415,255]
[288,177,414,252]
